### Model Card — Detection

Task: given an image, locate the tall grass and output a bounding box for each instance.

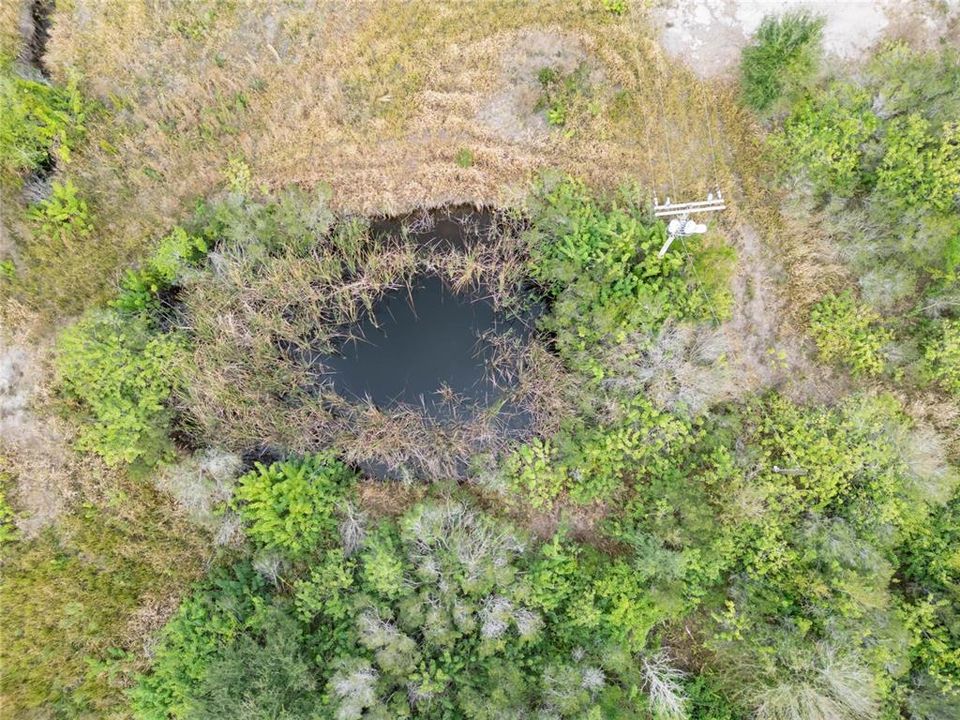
[5,0,742,325]
[740,12,824,113]
[180,200,568,480]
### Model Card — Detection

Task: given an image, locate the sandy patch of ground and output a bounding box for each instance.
[653,0,960,78]
[477,29,589,144]
[0,340,73,534]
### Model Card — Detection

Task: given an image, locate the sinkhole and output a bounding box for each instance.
[319,207,542,419]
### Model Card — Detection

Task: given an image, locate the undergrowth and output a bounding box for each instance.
[739,12,824,114]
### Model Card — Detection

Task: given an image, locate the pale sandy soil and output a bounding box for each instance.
[653,0,960,77]
[0,341,71,534]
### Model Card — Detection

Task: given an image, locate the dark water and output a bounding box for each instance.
[323,274,538,415]
[370,205,497,253]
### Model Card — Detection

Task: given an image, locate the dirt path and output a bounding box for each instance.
[653,0,960,78]
[721,223,848,405]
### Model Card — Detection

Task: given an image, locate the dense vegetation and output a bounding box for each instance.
[755,30,960,394]
[1,4,957,720]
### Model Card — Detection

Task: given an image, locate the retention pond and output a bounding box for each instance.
[320,207,542,421]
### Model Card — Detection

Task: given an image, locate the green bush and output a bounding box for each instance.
[188,603,322,720]
[923,319,960,397]
[876,115,960,213]
[506,437,566,508]
[899,495,960,697]
[114,226,208,313]
[130,564,268,720]
[507,399,692,507]
[56,309,185,466]
[740,12,824,113]
[0,68,85,182]
[866,43,960,127]
[809,291,891,376]
[232,452,355,557]
[27,178,93,244]
[772,83,878,196]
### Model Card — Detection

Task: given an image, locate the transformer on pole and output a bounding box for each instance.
[653,190,726,257]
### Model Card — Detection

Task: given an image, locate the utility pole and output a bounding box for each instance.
[653,191,727,257]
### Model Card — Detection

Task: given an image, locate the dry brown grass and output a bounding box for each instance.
[6,0,751,319]
[0,0,24,62]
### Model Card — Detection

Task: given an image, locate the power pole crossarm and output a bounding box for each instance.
[654,201,727,218]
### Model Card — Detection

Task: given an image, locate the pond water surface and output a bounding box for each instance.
[320,207,540,419]
[323,274,537,416]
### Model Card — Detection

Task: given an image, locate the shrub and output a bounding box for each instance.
[922,319,960,397]
[27,178,93,244]
[56,309,184,466]
[809,292,891,376]
[772,83,878,196]
[130,564,267,720]
[506,437,566,508]
[507,399,693,507]
[114,226,208,313]
[899,495,960,697]
[740,12,824,113]
[875,115,960,213]
[867,43,960,127]
[232,452,355,557]
[293,548,356,624]
[187,604,322,720]
[0,68,85,181]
